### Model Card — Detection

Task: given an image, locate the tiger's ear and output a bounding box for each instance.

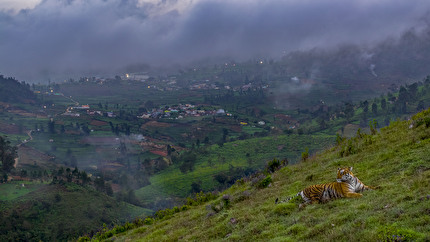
[338,167,341,171]
[349,166,353,171]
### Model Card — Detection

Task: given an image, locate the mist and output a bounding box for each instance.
[1,0,430,81]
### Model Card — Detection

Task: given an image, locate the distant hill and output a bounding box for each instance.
[0,75,36,103]
[89,108,430,241]
[277,27,430,104]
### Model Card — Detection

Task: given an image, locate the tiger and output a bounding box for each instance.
[275,167,377,205]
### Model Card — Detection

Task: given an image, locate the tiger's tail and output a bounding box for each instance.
[275,192,301,204]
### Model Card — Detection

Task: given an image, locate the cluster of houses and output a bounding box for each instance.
[138,104,229,119]
[62,105,116,118]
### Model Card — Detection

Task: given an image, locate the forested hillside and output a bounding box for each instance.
[0,75,36,103]
[85,108,430,241]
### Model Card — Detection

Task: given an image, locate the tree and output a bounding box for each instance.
[48,120,55,134]
[94,176,105,192]
[179,152,197,173]
[190,181,202,193]
[372,102,378,115]
[0,136,17,173]
[417,100,425,111]
[425,75,430,86]
[398,86,409,103]
[363,100,369,113]
[105,183,114,197]
[316,117,327,129]
[344,102,354,123]
[380,98,387,111]
[81,125,90,135]
[166,144,172,156]
[301,147,309,162]
[407,83,418,101]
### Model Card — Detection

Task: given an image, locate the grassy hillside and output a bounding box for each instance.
[0,181,152,241]
[88,108,430,241]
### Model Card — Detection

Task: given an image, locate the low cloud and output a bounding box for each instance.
[1,0,430,81]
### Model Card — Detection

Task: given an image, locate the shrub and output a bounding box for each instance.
[336,133,344,145]
[77,236,90,242]
[235,190,251,202]
[222,194,232,208]
[301,148,309,162]
[265,158,288,173]
[144,217,154,225]
[180,205,190,211]
[257,175,272,189]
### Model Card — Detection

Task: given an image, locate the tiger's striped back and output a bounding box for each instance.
[275,167,376,205]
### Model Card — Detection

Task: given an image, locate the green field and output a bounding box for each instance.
[136,134,335,203]
[0,181,47,201]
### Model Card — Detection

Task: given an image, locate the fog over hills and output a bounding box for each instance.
[1,0,430,81]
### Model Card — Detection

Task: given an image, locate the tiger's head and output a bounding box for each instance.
[336,167,354,182]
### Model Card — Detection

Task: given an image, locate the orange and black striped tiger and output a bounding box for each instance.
[275,167,377,205]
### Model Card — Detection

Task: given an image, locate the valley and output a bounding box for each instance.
[1,53,430,240]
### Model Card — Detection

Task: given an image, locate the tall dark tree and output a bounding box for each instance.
[398,86,409,103]
[48,120,55,134]
[363,100,369,113]
[344,102,354,123]
[380,98,387,111]
[417,100,425,111]
[0,136,17,173]
[372,102,378,115]
[407,83,418,101]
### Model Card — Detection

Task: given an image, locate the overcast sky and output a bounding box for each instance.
[1,0,430,81]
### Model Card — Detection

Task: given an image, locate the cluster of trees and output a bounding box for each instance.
[299,78,430,134]
[52,166,90,185]
[0,136,17,181]
[0,75,36,103]
[108,122,132,136]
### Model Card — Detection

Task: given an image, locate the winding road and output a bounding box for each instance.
[14,130,34,168]
[13,92,79,168]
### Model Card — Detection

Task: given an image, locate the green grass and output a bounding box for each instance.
[136,134,335,203]
[106,108,430,241]
[0,181,47,201]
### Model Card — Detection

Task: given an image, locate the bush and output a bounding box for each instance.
[265,158,288,173]
[144,217,154,225]
[222,194,231,208]
[257,175,272,189]
[301,148,309,162]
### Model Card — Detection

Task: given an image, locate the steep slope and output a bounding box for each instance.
[90,108,430,241]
